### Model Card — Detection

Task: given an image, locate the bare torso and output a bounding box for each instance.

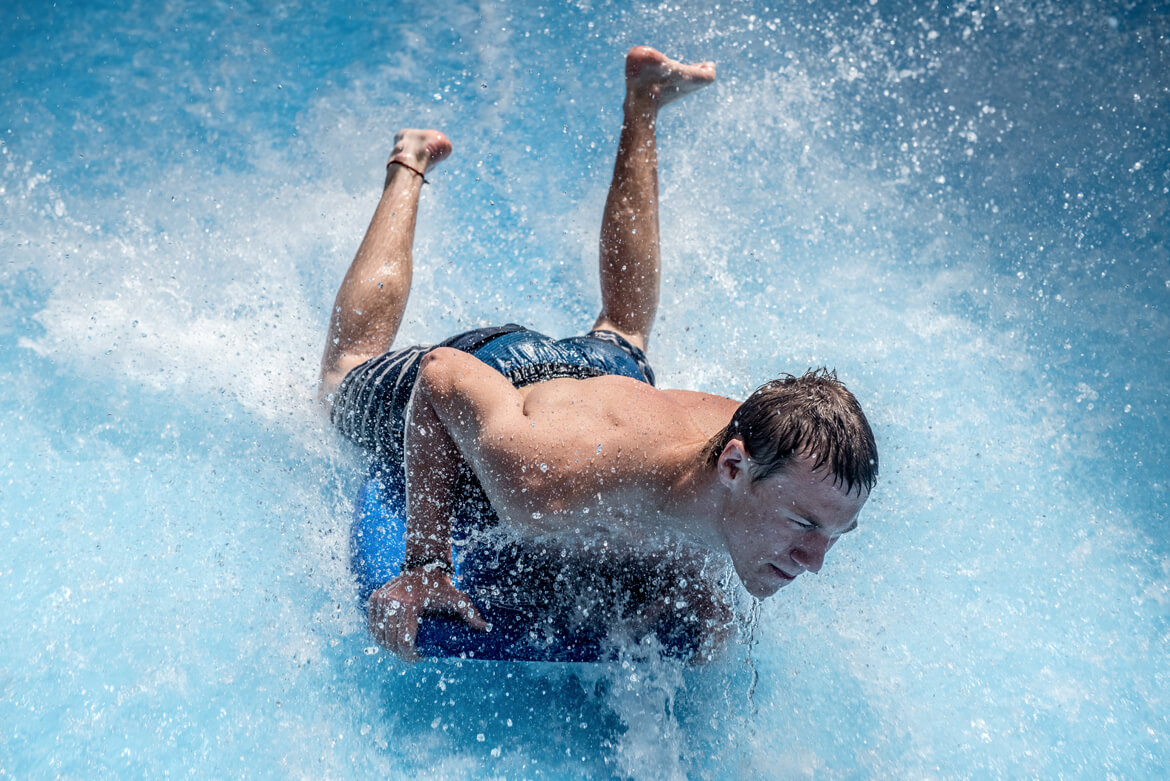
[466,374,740,548]
[445,374,742,655]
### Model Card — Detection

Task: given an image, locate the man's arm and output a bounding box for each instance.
[401,352,464,574]
[366,347,520,660]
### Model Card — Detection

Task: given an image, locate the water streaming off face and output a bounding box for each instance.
[2,0,1166,776]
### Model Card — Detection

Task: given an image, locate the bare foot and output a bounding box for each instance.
[386,128,452,184]
[625,46,716,111]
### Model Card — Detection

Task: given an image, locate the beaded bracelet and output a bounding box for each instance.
[403,557,454,576]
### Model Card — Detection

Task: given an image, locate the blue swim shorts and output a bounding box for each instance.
[330,323,655,464]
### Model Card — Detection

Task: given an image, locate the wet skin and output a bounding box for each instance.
[714,450,868,599]
[332,46,873,662]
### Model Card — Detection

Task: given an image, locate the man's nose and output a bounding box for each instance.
[792,535,831,574]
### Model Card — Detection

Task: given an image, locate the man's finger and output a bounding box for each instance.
[392,609,422,663]
[368,597,396,648]
[453,593,489,632]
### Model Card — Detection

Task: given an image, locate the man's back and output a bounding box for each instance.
[420,347,739,544]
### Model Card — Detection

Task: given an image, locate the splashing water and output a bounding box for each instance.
[3,0,1167,777]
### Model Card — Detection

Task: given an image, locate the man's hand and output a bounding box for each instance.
[367,566,489,661]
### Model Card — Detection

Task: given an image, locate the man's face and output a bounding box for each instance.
[718,448,868,599]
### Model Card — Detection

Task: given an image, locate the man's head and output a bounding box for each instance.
[706,369,879,598]
[705,369,878,493]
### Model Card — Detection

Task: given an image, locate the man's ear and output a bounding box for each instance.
[717,439,750,489]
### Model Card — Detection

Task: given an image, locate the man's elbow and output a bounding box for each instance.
[416,347,463,398]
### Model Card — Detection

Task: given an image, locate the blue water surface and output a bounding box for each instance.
[2,0,1167,777]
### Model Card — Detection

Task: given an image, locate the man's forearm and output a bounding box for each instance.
[402,367,462,570]
[401,346,529,570]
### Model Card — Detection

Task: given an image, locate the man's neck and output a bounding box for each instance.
[655,444,728,551]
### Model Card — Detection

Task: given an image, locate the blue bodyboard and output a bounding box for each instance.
[351,464,698,662]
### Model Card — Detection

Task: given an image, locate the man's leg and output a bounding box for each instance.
[318,129,452,405]
[592,46,715,352]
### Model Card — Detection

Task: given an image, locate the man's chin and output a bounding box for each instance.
[744,578,786,599]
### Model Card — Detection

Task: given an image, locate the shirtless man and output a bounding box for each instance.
[319,46,878,661]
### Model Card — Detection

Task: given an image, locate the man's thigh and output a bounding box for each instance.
[330,344,430,459]
[330,323,527,458]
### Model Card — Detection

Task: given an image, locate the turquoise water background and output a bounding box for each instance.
[2,0,1167,777]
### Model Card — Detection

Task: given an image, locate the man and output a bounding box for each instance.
[319,46,878,661]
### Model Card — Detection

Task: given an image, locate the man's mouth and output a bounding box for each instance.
[768,563,796,583]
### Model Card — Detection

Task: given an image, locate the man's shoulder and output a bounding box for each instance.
[657,388,739,432]
[577,379,738,415]
[520,376,738,434]
[580,380,738,436]
[573,378,736,410]
[657,387,738,408]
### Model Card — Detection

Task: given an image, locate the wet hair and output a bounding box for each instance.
[705,368,878,495]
